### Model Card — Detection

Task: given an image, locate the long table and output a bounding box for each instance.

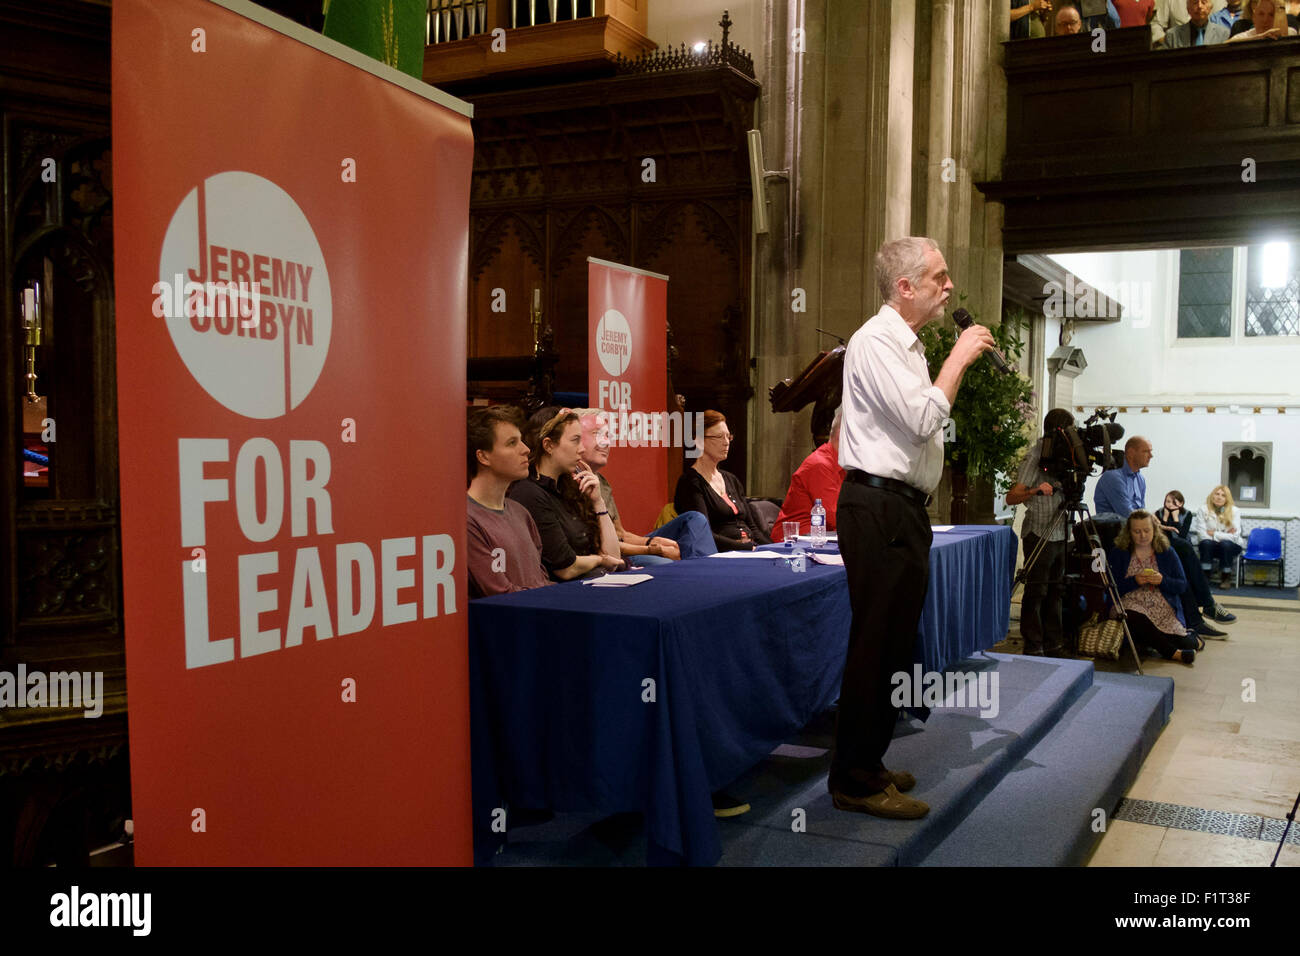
[468,525,1016,866]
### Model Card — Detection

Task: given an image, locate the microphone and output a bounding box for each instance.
[952,307,1014,375]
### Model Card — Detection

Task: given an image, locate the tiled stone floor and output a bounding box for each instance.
[1001,592,1300,867]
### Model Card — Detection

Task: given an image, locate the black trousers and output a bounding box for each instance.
[1021,532,1067,652]
[1167,536,1212,623]
[1125,609,1196,659]
[830,481,931,797]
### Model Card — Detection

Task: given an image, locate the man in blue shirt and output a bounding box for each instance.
[1094,436,1150,517]
[1094,436,1236,636]
[1210,0,1245,30]
[1162,0,1232,45]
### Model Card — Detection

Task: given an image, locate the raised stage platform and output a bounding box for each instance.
[485,653,1174,866]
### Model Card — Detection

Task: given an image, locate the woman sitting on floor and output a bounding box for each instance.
[1190,485,1246,589]
[507,407,625,581]
[1107,510,1199,665]
[673,409,772,552]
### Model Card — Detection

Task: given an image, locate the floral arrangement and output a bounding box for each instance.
[918,306,1035,495]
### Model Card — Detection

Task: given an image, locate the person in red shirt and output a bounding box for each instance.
[772,406,846,541]
[1115,0,1156,27]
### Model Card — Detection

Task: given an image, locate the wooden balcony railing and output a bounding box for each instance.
[980,28,1300,252]
[422,0,655,89]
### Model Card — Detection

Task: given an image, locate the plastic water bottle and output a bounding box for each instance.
[809,499,826,548]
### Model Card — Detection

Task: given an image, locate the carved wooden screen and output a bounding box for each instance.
[464,64,760,481]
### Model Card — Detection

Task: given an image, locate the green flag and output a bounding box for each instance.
[322,0,426,79]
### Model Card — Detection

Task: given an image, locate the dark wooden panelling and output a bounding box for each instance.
[464,64,759,479]
[985,30,1300,252]
[1148,73,1269,132]
[1021,86,1134,143]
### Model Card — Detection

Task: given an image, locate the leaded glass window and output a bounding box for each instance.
[1245,242,1300,337]
[1177,248,1233,338]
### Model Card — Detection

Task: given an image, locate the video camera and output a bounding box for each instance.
[1038,408,1125,504]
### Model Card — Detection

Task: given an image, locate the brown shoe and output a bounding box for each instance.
[886,770,916,792]
[1220,573,1234,590]
[832,784,930,819]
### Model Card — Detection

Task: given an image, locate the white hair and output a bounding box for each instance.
[875,237,939,304]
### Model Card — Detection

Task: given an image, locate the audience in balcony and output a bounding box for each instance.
[1161,0,1232,44]
[1082,1,1124,29]
[1228,0,1299,37]
[1230,0,1300,34]
[1056,5,1086,31]
[1014,1,1135,38]
[1011,0,1054,38]
[1116,0,1157,26]
[1213,0,1248,29]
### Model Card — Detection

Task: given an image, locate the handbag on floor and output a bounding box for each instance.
[1076,612,1124,660]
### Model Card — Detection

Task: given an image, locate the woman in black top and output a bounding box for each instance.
[673,409,772,552]
[507,407,623,580]
[1155,489,1192,543]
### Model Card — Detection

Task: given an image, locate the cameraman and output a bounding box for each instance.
[1006,409,1076,656]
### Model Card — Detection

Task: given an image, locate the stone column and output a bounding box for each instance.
[750,0,917,497]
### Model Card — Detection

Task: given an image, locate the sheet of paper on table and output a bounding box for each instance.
[583,573,655,587]
[706,551,790,559]
[811,552,844,566]
[931,525,955,532]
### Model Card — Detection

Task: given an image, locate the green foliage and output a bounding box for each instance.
[918,307,1035,494]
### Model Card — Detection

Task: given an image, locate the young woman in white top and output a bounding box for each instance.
[1190,485,1246,588]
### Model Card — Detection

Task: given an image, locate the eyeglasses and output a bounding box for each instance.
[705,432,733,442]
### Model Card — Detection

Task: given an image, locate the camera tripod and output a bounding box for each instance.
[1014,496,1145,674]
[1274,789,1299,866]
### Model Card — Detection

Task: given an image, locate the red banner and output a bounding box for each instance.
[587,259,671,535]
[113,0,474,864]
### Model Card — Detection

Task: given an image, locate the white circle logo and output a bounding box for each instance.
[595,308,632,377]
[158,171,331,419]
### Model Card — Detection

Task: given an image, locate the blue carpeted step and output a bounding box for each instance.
[717,824,897,866]
[490,654,1163,866]
[918,671,1173,866]
[716,653,1101,866]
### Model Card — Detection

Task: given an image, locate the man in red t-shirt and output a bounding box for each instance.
[773,407,846,541]
[1114,0,1156,28]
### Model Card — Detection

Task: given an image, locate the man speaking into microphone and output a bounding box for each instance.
[831,237,994,819]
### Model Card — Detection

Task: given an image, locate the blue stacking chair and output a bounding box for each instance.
[1238,527,1285,588]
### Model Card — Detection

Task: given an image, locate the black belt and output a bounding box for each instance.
[846,470,932,508]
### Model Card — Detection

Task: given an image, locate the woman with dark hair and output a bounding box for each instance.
[1155,489,1192,543]
[1107,510,1199,665]
[673,409,771,552]
[507,406,624,581]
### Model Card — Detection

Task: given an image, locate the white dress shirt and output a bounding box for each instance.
[838,304,952,494]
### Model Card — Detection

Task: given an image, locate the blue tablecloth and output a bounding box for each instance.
[920,527,1017,672]
[469,525,1016,866]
